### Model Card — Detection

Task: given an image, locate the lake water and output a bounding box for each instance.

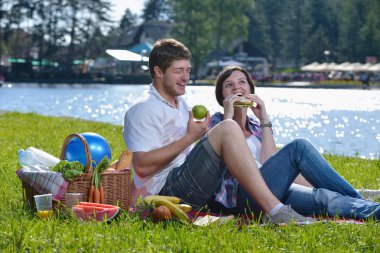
[1,83,379,159]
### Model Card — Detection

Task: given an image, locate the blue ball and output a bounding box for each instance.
[65,132,112,167]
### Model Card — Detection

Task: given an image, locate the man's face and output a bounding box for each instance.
[160,59,191,97]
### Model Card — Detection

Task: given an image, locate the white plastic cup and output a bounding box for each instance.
[34,194,53,219]
[66,193,83,208]
[34,194,53,211]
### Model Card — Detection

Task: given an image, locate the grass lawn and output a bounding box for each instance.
[0,112,379,252]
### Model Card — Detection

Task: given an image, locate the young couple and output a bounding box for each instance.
[123,38,379,224]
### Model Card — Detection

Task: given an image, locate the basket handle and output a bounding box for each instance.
[59,133,93,180]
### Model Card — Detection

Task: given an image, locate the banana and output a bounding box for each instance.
[143,195,181,205]
[152,199,190,224]
[176,204,192,213]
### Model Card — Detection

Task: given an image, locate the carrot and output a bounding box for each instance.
[88,185,95,202]
[93,188,100,203]
[99,186,105,204]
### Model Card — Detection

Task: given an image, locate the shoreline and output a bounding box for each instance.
[194,80,380,90]
[2,81,380,90]
[1,111,378,160]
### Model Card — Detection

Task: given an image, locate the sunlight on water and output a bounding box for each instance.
[0,84,379,159]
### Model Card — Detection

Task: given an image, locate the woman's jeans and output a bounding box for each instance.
[161,137,380,220]
[231,138,380,220]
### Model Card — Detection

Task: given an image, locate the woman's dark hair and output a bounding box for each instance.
[215,65,256,106]
[149,38,191,78]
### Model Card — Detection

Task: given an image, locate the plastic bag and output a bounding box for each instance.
[18,147,60,168]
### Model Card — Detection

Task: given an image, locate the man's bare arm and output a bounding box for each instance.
[132,112,210,178]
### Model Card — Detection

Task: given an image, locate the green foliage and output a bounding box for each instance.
[248,0,284,63]
[209,0,252,51]
[169,0,215,75]
[142,0,171,22]
[1,0,114,68]
[2,0,380,70]
[248,0,380,65]
[0,112,379,252]
[119,8,138,30]
[51,160,85,181]
[168,0,251,76]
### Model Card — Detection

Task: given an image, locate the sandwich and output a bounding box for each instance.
[234,96,257,107]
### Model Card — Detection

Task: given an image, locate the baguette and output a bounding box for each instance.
[104,160,118,172]
[115,150,133,170]
[109,160,118,169]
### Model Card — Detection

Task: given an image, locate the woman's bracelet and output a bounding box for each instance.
[260,121,272,128]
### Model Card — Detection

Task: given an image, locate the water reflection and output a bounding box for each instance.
[0,84,379,159]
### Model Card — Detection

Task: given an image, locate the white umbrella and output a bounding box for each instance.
[221,60,245,66]
[367,63,380,72]
[207,60,245,67]
[313,62,331,72]
[357,63,374,72]
[105,49,149,62]
[326,62,338,71]
[340,62,363,72]
[300,62,320,71]
[332,62,351,71]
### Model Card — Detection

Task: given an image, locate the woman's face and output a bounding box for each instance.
[221,70,251,99]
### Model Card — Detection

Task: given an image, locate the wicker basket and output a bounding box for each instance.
[22,133,132,210]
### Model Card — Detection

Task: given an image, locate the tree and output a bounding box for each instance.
[338,0,366,62]
[168,0,251,77]
[210,0,251,52]
[168,0,212,78]
[0,0,12,61]
[58,0,113,74]
[119,8,137,30]
[142,0,170,22]
[356,0,380,61]
[2,0,380,79]
[300,0,339,62]
[247,2,272,61]
[279,0,305,67]
[247,0,284,65]
[3,0,113,76]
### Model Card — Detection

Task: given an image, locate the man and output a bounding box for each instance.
[123,38,311,224]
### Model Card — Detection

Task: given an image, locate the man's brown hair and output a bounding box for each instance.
[149,38,191,78]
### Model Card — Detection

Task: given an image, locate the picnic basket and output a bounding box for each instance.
[22,133,132,210]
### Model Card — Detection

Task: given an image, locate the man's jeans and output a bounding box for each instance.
[235,138,380,220]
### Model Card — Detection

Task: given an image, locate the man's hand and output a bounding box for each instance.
[187,110,210,142]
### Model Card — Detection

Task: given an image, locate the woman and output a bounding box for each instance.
[206,65,379,221]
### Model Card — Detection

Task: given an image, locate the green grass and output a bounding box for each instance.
[0,112,379,252]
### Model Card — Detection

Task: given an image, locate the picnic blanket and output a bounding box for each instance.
[16,165,68,201]
[129,207,365,226]
[187,211,365,226]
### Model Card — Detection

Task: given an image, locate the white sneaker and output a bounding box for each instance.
[263,205,315,225]
[357,189,380,201]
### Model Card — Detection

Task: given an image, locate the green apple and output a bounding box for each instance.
[192,105,208,120]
